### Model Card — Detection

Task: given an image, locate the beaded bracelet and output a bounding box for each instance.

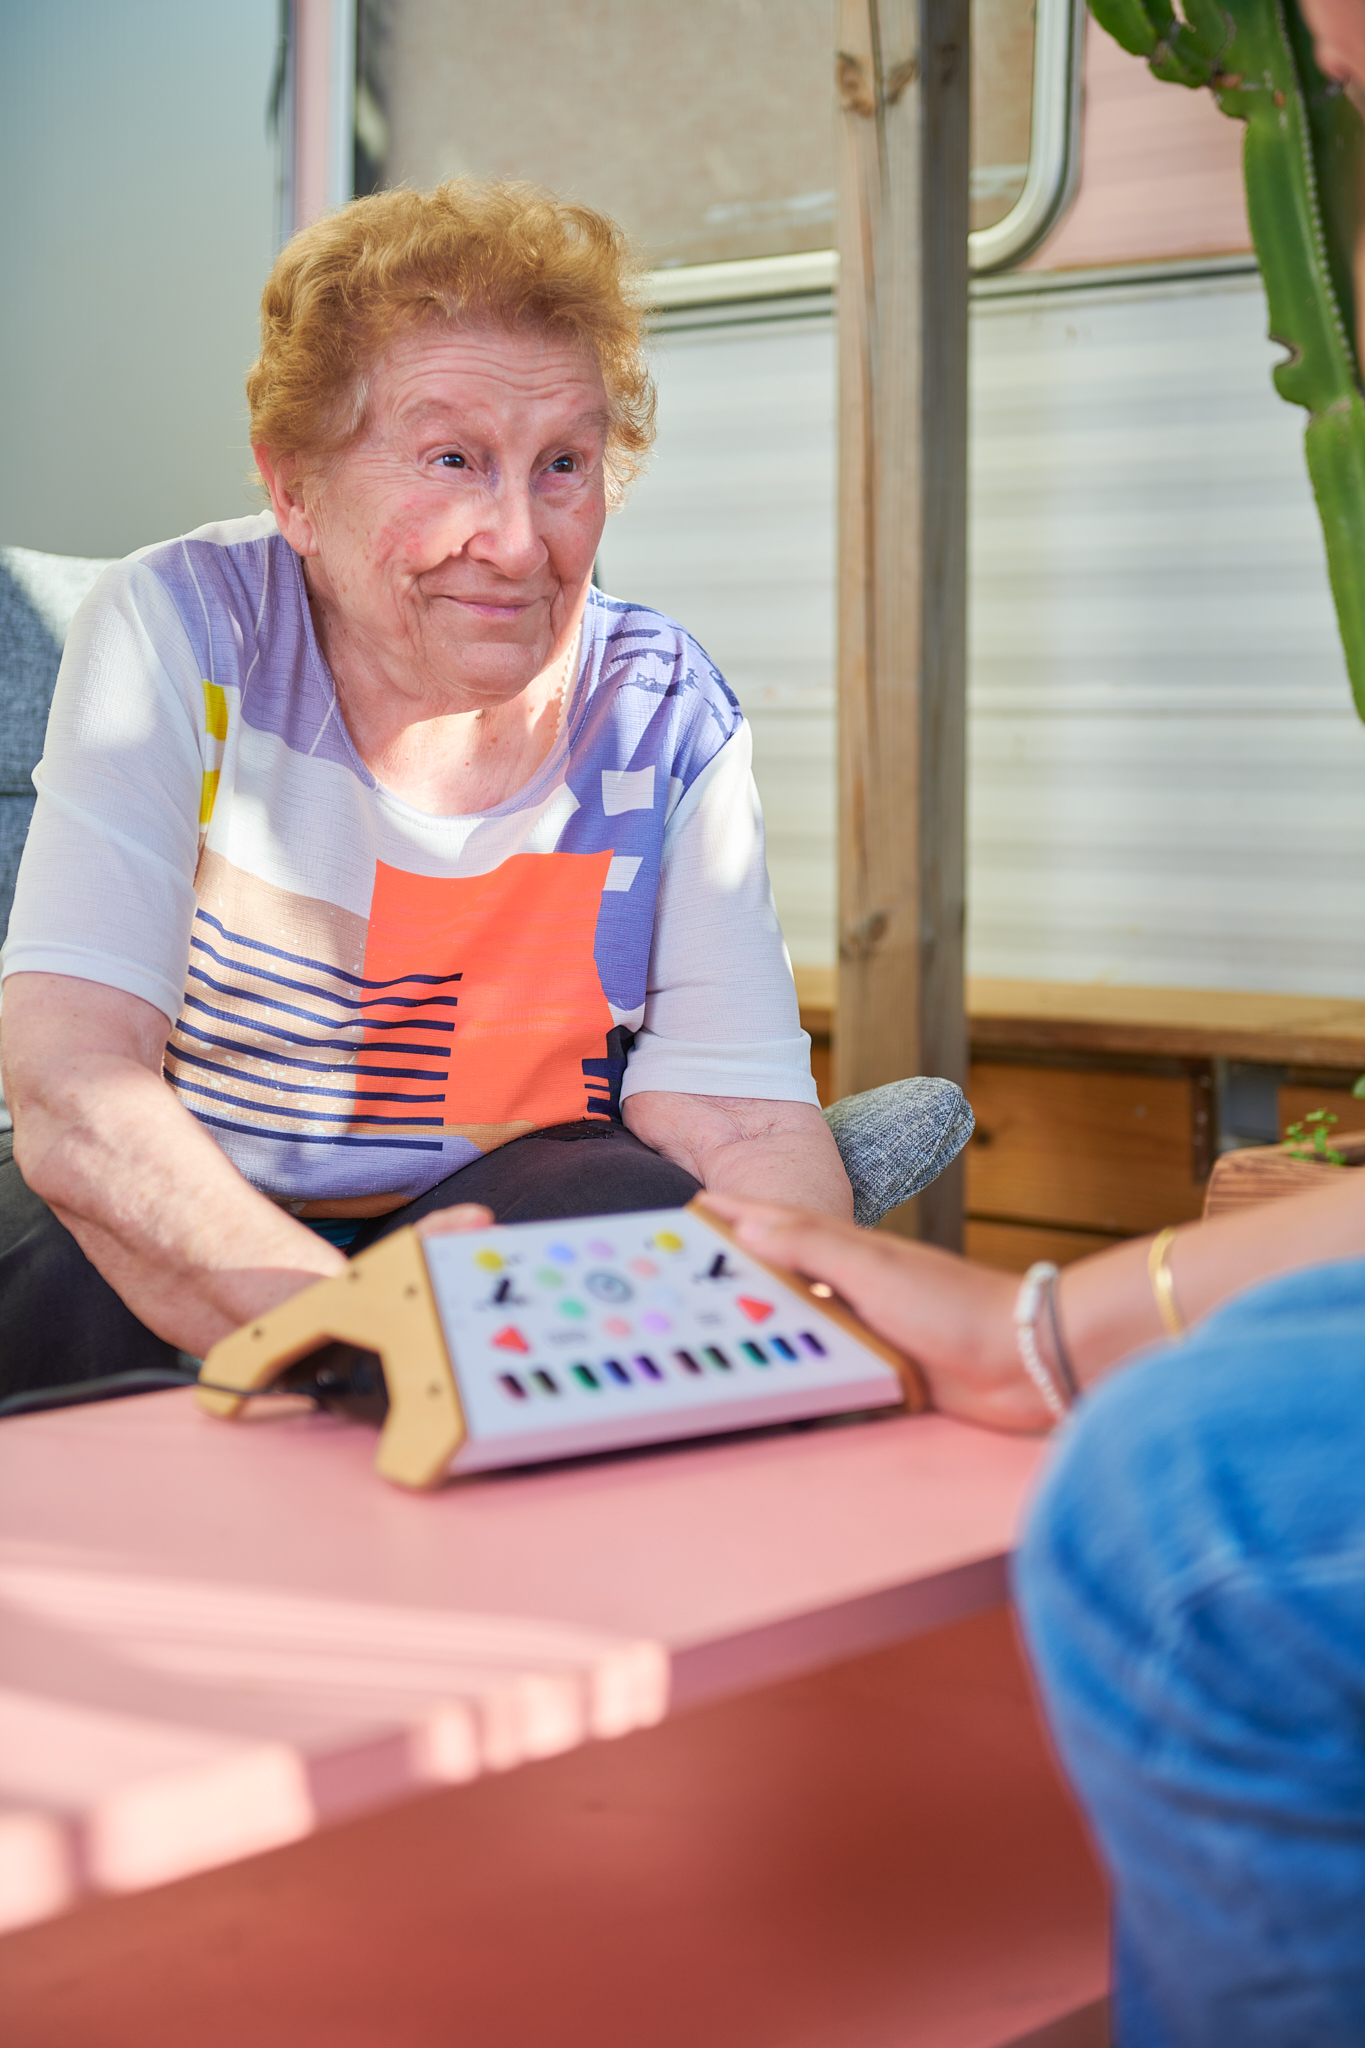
[1013,1261,1078,1422]
[1042,1268,1081,1405]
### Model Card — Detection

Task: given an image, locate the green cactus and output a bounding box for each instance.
[1088,0,1365,719]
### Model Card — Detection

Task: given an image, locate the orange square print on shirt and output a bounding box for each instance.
[356,852,616,1153]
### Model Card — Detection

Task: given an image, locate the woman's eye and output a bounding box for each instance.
[438,452,467,470]
[548,455,576,473]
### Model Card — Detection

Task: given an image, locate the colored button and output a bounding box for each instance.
[652,1231,684,1253]
[629,1256,658,1278]
[475,1250,504,1271]
[737,1296,774,1323]
[603,1315,633,1338]
[546,1243,576,1264]
[536,1268,563,1288]
[586,1238,615,1259]
[559,1299,587,1319]
[492,1325,530,1353]
[640,1309,671,1334]
[586,1271,632,1303]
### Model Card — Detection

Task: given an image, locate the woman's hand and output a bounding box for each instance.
[701,1193,1055,1434]
[711,1168,1365,1435]
[412,1204,494,1239]
[623,1093,854,1220]
[2,972,349,1357]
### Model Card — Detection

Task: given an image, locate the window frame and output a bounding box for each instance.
[643,0,1086,309]
[303,0,1084,295]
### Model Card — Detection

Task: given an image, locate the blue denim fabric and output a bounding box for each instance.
[1014,1260,1365,2048]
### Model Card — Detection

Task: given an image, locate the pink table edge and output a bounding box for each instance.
[0,1390,1050,1931]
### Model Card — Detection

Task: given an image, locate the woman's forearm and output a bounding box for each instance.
[699,1124,853,1217]
[623,1091,854,1218]
[708,1166,1365,1434]
[34,1068,344,1355]
[4,974,343,1355]
[1058,1167,1365,1384]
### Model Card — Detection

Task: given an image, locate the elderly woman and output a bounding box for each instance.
[0,180,852,1397]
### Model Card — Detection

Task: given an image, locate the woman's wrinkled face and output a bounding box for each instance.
[274,321,611,705]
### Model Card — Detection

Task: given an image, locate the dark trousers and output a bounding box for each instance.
[0,1122,700,1400]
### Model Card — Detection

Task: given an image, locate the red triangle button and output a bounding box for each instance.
[737,1296,774,1324]
[492,1325,530,1353]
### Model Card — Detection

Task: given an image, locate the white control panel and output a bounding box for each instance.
[420,1206,906,1474]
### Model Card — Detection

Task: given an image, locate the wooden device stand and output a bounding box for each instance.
[196,1200,925,1491]
[196,1227,465,1490]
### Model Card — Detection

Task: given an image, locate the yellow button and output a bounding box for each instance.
[652,1231,684,1253]
[474,1250,504,1271]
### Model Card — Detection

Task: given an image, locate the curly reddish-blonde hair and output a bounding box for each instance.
[247,180,655,505]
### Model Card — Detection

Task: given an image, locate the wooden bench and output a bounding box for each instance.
[796,971,1365,1266]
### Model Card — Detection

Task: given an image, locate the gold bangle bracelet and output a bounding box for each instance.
[1147,1225,1186,1339]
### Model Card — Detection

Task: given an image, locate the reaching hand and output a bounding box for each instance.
[413,1203,495,1240]
[702,1194,1054,1435]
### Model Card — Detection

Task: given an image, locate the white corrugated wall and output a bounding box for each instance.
[596,267,1365,997]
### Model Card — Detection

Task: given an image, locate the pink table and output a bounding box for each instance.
[0,1392,1109,2047]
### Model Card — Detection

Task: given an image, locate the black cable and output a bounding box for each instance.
[0,1367,201,1420]
[1,1346,387,1422]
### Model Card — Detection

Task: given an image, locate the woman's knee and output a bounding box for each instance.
[363,1120,701,1239]
[474,1123,700,1220]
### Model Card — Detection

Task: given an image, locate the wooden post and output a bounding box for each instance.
[834,0,970,1249]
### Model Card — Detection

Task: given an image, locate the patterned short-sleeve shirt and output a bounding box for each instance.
[3,513,815,1208]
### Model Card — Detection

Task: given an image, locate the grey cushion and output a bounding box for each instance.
[0,546,114,943]
[825,1075,975,1227]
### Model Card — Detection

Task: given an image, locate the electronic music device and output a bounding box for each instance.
[196,1200,923,1489]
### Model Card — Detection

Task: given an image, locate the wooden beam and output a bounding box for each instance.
[835,0,970,1247]
[800,969,1365,1072]
[968,979,1365,1071]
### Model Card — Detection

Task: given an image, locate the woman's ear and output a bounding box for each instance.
[254,446,318,557]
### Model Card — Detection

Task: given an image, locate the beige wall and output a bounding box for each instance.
[0,0,279,559]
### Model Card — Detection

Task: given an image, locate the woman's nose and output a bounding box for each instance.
[465,476,547,577]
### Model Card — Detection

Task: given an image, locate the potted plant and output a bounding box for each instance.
[1204,1089,1365,1215]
